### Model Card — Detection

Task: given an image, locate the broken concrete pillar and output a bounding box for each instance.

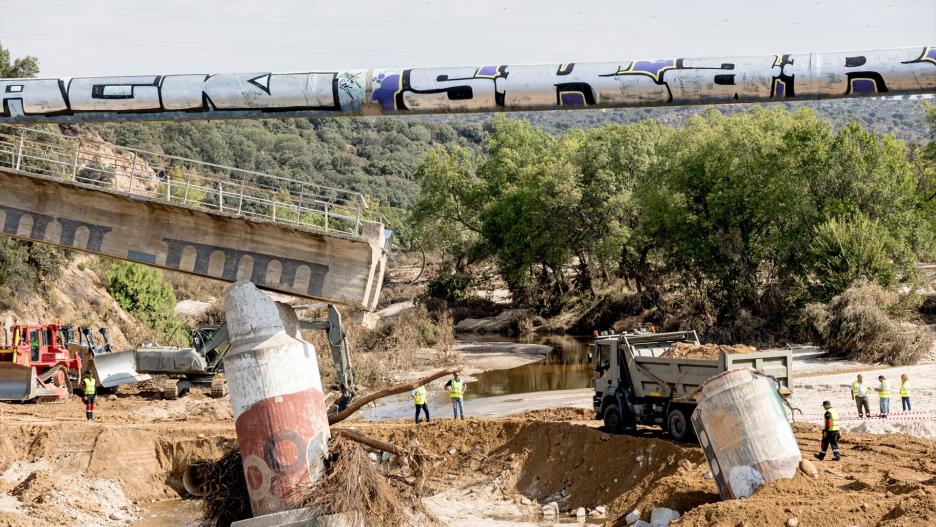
[691,368,801,499]
[224,282,330,516]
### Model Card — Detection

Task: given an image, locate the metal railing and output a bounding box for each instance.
[0,125,381,237]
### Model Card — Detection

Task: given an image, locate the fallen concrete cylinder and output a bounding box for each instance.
[691,368,801,499]
[224,282,330,516]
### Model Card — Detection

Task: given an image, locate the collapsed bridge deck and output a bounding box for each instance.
[0,125,388,309]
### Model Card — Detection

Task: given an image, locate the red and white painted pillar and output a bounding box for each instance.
[224,282,330,517]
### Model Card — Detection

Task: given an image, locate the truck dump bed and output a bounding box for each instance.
[620,332,793,401]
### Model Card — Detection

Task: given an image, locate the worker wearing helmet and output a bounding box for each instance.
[444,372,466,420]
[813,400,841,461]
[411,384,430,424]
[81,372,96,421]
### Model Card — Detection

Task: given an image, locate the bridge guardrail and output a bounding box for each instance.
[0,124,382,238]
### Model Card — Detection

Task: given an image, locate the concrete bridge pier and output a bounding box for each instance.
[223,282,331,518]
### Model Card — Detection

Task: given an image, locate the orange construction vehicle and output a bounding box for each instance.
[0,324,81,401]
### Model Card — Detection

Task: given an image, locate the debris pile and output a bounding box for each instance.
[287,437,411,525]
[195,435,434,527]
[661,342,756,360]
[194,450,251,527]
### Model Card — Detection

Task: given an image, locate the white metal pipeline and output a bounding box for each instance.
[0,46,933,124]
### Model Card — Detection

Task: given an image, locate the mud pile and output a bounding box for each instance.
[661,342,756,360]
[363,416,936,526]
[0,422,236,527]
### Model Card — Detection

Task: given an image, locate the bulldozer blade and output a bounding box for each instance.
[90,350,151,388]
[0,363,38,401]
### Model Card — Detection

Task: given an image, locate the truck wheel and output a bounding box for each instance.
[603,405,623,434]
[667,407,696,442]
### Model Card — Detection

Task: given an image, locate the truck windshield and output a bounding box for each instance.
[595,343,611,370]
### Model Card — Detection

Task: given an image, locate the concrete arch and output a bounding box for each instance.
[180,246,197,272]
[15,214,33,238]
[237,254,254,282]
[73,225,90,249]
[265,260,282,286]
[208,250,226,277]
[294,265,312,292]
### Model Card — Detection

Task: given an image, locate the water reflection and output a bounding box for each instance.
[359,334,595,420]
[465,334,593,399]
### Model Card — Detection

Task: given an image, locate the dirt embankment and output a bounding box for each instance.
[355,415,936,527]
[0,402,235,527]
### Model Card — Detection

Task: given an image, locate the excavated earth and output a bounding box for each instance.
[1,394,935,527]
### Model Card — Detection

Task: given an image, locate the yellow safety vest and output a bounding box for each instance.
[900,381,910,398]
[852,380,867,397]
[412,386,427,405]
[824,408,839,432]
[82,377,96,395]
[449,380,464,399]
[877,380,890,399]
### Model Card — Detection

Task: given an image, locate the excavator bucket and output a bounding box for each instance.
[89,350,151,388]
[0,363,38,401]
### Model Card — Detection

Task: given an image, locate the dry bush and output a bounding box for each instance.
[808,279,932,365]
[163,269,227,302]
[287,437,407,524]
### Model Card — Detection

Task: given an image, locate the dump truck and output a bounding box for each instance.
[0,324,82,401]
[591,330,793,441]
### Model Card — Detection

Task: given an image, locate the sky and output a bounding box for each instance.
[0,0,934,77]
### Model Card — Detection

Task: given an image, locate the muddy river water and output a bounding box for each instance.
[360,333,595,420]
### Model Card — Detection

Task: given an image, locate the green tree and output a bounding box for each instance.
[409,146,484,271]
[0,43,39,77]
[106,261,181,341]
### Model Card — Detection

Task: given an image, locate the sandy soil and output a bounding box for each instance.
[789,361,936,438]
[357,416,936,527]
[1,337,935,527]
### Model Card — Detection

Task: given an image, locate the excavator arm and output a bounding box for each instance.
[300,304,356,411]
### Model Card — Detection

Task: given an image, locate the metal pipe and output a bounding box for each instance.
[223,282,329,517]
[0,47,933,124]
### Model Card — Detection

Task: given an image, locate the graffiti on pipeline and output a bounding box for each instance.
[0,47,933,123]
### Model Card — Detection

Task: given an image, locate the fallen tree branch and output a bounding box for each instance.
[335,428,406,457]
[328,365,463,425]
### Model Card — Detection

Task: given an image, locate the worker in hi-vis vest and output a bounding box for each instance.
[900,374,911,412]
[81,372,96,422]
[411,384,430,424]
[876,375,891,418]
[850,374,871,418]
[444,372,466,420]
[814,400,841,461]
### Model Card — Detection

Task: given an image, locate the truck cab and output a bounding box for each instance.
[591,330,792,441]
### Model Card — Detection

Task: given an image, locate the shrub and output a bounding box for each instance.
[809,213,914,299]
[423,271,475,303]
[808,279,932,365]
[105,260,182,343]
[0,238,71,311]
[76,161,114,187]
